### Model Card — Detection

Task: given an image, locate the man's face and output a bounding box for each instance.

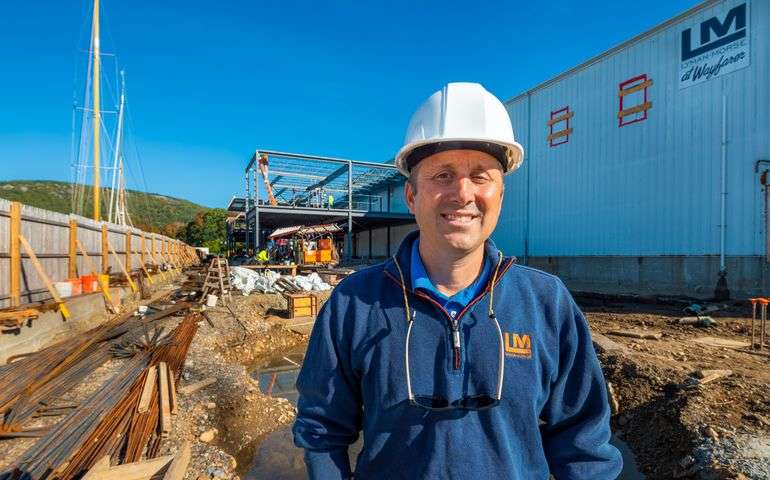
[405,149,505,256]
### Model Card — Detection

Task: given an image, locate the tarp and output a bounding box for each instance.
[230,267,331,295]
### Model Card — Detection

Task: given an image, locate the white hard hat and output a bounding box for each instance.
[395,82,524,177]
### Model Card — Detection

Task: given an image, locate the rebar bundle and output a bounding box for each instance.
[1,313,200,480]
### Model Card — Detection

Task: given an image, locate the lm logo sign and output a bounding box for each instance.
[679,2,750,89]
[504,333,531,359]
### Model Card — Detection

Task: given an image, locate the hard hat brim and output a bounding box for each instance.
[395,138,523,177]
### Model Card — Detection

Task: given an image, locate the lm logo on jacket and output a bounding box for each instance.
[504,333,532,359]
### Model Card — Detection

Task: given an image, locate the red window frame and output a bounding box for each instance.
[548,106,572,147]
[618,74,651,127]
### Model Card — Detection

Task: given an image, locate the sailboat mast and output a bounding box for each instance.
[92,0,101,221]
[109,70,126,224]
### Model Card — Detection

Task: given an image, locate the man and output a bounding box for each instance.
[293,83,622,479]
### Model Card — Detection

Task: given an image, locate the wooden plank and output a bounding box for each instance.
[83,455,173,480]
[81,455,110,480]
[137,365,158,414]
[168,365,178,415]
[691,336,751,349]
[178,377,216,395]
[162,442,191,480]
[546,128,573,142]
[158,361,172,436]
[607,329,662,340]
[68,218,78,278]
[140,233,146,267]
[0,308,39,322]
[108,239,137,292]
[547,110,574,126]
[101,224,109,274]
[618,101,652,118]
[10,202,21,307]
[76,239,98,275]
[18,234,70,320]
[619,79,653,97]
[592,332,632,355]
[125,230,132,273]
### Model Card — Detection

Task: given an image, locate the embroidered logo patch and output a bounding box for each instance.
[504,333,532,359]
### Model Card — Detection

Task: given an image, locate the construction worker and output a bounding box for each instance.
[293,83,622,479]
[328,194,334,209]
[257,248,269,264]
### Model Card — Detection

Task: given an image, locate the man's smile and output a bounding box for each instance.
[440,211,481,225]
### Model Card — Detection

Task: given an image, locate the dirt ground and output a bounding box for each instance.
[582,299,770,480]
[2,282,768,480]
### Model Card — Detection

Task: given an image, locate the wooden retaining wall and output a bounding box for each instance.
[0,199,197,309]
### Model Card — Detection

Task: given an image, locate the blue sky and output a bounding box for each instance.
[0,0,701,208]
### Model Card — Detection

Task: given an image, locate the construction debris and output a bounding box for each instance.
[178,377,217,396]
[230,267,331,295]
[676,316,716,327]
[606,329,663,340]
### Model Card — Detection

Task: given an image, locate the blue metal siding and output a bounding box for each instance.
[494,0,769,257]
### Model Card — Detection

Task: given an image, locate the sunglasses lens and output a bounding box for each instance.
[456,395,499,411]
[412,396,451,410]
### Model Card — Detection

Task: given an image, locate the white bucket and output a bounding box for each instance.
[137,305,149,314]
[206,294,218,307]
[54,281,73,298]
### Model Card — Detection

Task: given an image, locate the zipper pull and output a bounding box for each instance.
[450,310,460,369]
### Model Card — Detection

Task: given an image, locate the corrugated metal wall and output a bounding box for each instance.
[494,0,769,258]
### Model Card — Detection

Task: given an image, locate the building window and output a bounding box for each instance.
[618,74,652,127]
[547,106,573,147]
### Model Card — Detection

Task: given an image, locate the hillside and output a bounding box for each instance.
[0,180,209,233]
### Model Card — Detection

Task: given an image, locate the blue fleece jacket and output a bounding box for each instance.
[293,231,622,479]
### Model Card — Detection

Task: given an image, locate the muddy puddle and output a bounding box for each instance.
[246,346,644,479]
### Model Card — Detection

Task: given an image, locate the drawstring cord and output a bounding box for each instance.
[392,251,505,402]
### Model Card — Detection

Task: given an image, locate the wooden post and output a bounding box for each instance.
[68,218,78,279]
[151,235,157,263]
[140,233,146,267]
[101,224,109,274]
[9,202,21,307]
[125,231,132,273]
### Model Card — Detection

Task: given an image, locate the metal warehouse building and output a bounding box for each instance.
[494,0,769,299]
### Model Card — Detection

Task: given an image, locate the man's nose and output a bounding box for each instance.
[452,176,476,204]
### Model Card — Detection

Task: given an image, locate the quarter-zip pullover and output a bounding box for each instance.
[293,231,622,479]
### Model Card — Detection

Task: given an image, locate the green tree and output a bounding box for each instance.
[177,208,228,253]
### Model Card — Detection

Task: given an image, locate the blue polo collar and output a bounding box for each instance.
[410,236,493,315]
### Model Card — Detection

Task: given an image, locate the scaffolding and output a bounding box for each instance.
[233,149,413,259]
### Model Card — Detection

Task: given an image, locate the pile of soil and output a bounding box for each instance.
[586,302,770,480]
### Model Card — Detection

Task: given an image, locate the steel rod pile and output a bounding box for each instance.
[1,313,200,480]
[0,303,189,434]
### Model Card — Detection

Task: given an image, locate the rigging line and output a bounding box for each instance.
[74,37,95,217]
[124,103,153,216]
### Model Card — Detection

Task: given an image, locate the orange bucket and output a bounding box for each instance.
[81,274,97,293]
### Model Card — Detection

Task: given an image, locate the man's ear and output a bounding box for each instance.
[405,179,416,214]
